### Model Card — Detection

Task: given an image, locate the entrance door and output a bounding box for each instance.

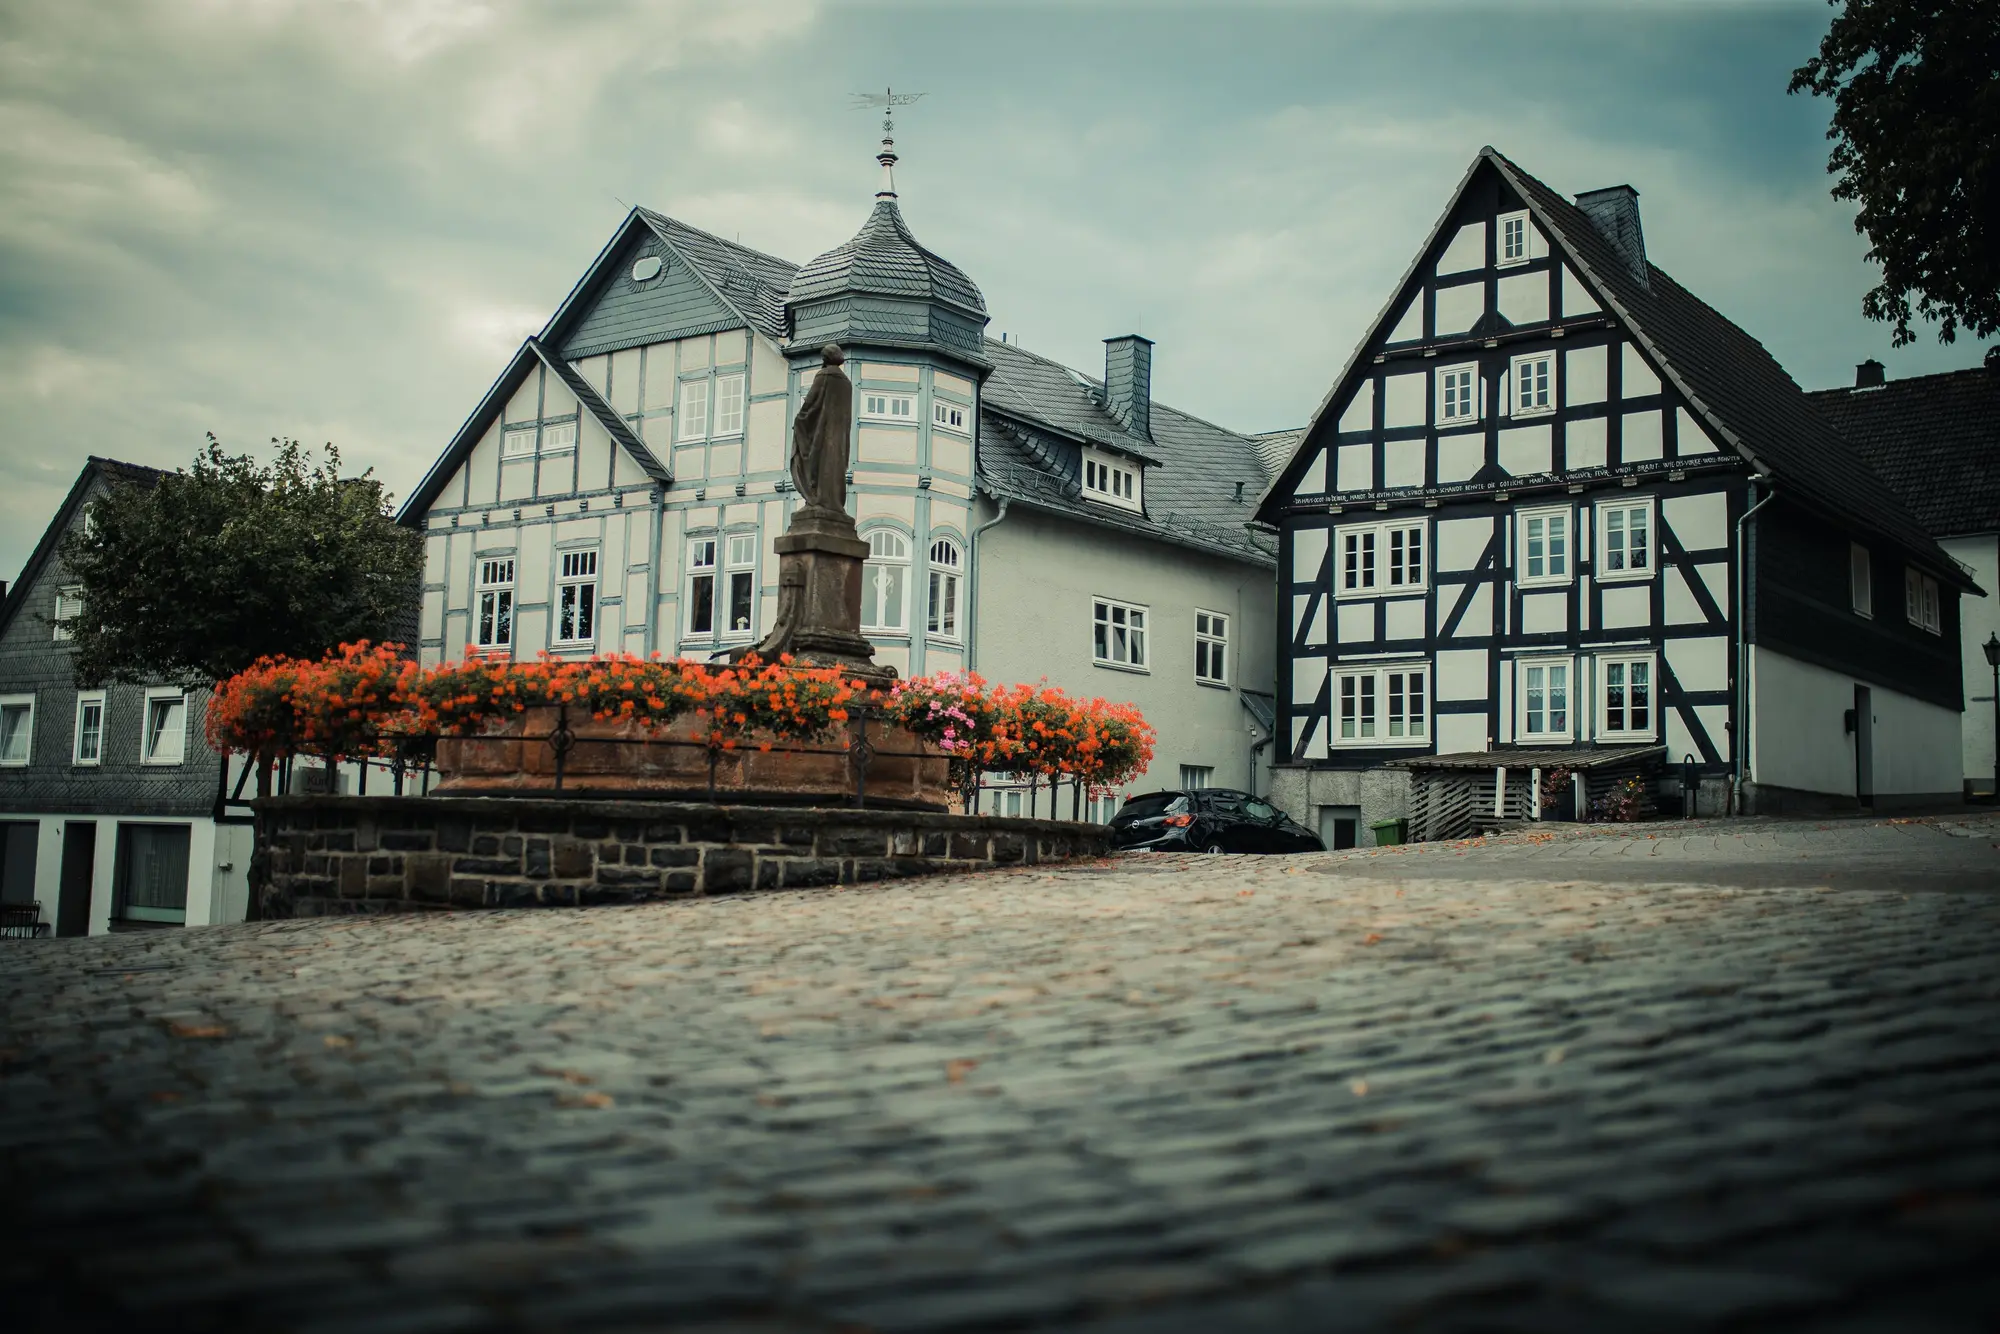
[1854,684,1874,807]
[1319,805,1360,851]
[57,823,94,937]
[0,822,36,905]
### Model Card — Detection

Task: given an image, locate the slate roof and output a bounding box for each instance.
[1,457,164,638]
[637,209,798,342]
[787,199,985,319]
[977,338,1276,569]
[1805,365,2000,539]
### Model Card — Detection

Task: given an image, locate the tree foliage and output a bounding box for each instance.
[1789,0,2000,345]
[55,437,422,689]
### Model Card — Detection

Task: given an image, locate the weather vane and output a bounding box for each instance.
[849,87,925,200]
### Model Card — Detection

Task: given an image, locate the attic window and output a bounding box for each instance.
[1498,211,1530,267]
[1082,448,1141,512]
[862,392,915,423]
[541,421,577,454]
[503,428,536,458]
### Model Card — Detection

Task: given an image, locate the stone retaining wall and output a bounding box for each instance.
[254,796,1111,918]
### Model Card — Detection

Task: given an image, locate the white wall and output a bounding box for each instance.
[1751,645,1962,798]
[1949,534,1998,792]
[10,813,245,935]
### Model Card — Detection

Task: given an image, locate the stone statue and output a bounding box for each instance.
[790,344,852,511]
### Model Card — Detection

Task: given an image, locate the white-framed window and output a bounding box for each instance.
[932,398,970,434]
[541,420,577,454]
[1511,352,1554,417]
[1086,791,1124,824]
[1082,449,1142,511]
[142,689,187,766]
[926,538,962,639]
[502,427,537,458]
[1850,543,1872,618]
[862,529,911,633]
[52,586,82,642]
[1334,663,1429,746]
[1598,654,1654,738]
[476,558,514,649]
[1518,658,1572,740]
[861,391,916,422]
[713,374,746,437]
[1195,610,1229,685]
[1905,568,1941,634]
[74,691,105,766]
[725,533,758,636]
[1518,507,1572,586]
[677,378,710,442]
[686,538,718,636]
[1498,210,1530,267]
[1093,597,1149,670]
[555,549,597,645]
[1179,764,1213,790]
[1338,521,1427,596]
[1596,500,1653,581]
[0,694,33,766]
[1437,363,1479,425]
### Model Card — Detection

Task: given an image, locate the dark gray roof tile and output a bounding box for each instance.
[1805,366,2000,539]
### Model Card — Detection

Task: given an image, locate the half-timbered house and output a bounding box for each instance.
[1256,147,1978,842]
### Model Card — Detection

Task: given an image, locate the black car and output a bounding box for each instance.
[1107,788,1325,854]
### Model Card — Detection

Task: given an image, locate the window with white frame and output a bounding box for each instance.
[1082,449,1141,511]
[932,398,970,434]
[713,374,746,437]
[1086,791,1124,824]
[1598,655,1654,737]
[862,530,910,633]
[555,549,597,645]
[677,379,710,441]
[1195,611,1228,685]
[476,558,514,649]
[1339,521,1426,595]
[502,427,536,458]
[74,691,105,765]
[1518,659,1572,740]
[1334,663,1429,745]
[540,420,577,454]
[142,690,187,765]
[861,391,915,422]
[1518,507,1572,585]
[1597,500,1652,580]
[1511,352,1554,417]
[1093,598,1148,670]
[1179,765,1213,790]
[687,538,718,636]
[1498,210,1530,267]
[1437,364,1479,425]
[52,586,82,642]
[1905,568,1940,634]
[927,538,961,639]
[1850,543,1872,617]
[0,695,33,766]
[725,533,758,636]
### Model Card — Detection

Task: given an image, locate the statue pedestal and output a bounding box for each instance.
[739,504,895,688]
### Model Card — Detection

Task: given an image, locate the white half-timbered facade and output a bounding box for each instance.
[1258,148,1979,841]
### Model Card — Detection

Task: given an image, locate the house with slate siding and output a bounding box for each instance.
[0,459,257,935]
[400,129,1278,811]
[1255,147,1979,843]
[1808,355,2000,796]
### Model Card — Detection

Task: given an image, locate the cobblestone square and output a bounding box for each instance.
[5,814,1999,1332]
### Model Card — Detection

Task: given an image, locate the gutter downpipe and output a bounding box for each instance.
[965,498,1010,674]
[1733,479,1777,816]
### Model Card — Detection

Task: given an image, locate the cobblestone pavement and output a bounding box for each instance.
[4,814,1999,1333]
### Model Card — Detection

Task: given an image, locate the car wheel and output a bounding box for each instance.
[1196,839,1225,854]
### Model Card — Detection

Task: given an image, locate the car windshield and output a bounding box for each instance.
[1116,793,1188,821]
[1245,800,1279,821]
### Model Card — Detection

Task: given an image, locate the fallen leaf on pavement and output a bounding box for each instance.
[323,1035,352,1048]
[1362,933,1383,945]
[556,1091,614,1109]
[1350,1079,1369,1097]
[168,1022,228,1039]
[945,1059,979,1083]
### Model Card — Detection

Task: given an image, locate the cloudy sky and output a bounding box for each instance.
[1,0,1987,582]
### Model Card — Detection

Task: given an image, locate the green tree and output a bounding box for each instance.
[1790,0,2000,346]
[55,436,422,689]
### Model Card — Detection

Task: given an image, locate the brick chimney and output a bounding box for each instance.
[1574,185,1648,289]
[1103,335,1153,441]
[1855,359,1886,388]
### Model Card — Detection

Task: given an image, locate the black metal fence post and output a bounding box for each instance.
[548,703,576,793]
[849,706,875,809]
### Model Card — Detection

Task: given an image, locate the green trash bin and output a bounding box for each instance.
[1368,817,1407,846]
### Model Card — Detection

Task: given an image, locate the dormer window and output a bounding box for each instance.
[862,392,916,423]
[1082,448,1141,512]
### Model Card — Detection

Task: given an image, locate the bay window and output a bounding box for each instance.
[862,530,910,633]
[927,538,962,639]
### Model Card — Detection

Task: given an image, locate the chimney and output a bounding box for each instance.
[1103,335,1153,440]
[1855,359,1886,388]
[1574,185,1648,288]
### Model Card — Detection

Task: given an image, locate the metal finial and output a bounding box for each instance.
[851,88,925,200]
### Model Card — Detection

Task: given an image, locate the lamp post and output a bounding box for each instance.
[1984,632,2000,802]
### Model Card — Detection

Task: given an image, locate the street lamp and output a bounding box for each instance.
[1985,632,2000,802]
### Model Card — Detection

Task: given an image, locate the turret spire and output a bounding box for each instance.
[851,87,925,202]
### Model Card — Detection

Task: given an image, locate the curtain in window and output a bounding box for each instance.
[122,825,190,913]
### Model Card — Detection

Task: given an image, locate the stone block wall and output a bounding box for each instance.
[255,796,1111,918]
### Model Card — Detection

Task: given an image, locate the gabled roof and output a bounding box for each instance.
[1805,365,2000,539]
[787,198,985,319]
[397,336,667,523]
[977,339,1276,569]
[636,209,798,342]
[1256,147,1976,591]
[1,457,164,639]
